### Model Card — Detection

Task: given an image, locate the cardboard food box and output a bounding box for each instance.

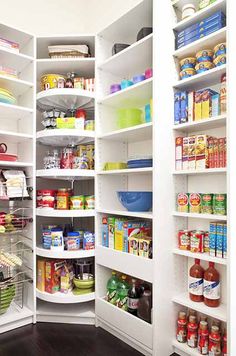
[108,217,116,249]
[182,137,189,170]
[45,260,61,294]
[201,89,218,119]
[188,136,196,170]
[212,93,220,117]
[139,237,152,258]
[175,137,183,171]
[129,236,139,255]
[102,217,109,247]
[218,137,226,168]
[56,117,75,129]
[37,259,45,292]
[208,137,215,168]
[174,92,181,125]
[180,91,188,124]
[195,134,209,170]
[188,91,195,122]
[194,91,202,121]
[213,138,219,168]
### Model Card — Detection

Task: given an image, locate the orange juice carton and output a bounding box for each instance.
[175,137,183,171]
[139,237,152,258]
[182,136,189,170]
[188,136,196,170]
[188,91,195,122]
[194,90,202,121]
[195,134,209,170]
[201,89,218,119]
[37,259,45,292]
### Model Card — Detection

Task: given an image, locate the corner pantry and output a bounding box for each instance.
[0,0,234,355]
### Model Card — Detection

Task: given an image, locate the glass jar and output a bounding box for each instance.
[56,189,70,210]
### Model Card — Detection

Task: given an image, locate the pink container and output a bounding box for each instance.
[145,68,153,79]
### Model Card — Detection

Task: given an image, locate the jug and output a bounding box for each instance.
[0,143,7,153]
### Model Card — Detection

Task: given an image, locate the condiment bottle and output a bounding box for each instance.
[176,311,187,343]
[189,258,204,302]
[222,329,227,355]
[203,262,220,307]
[127,278,140,316]
[198,320,209,355]
[209,326,221,355]
[187,315,198,348]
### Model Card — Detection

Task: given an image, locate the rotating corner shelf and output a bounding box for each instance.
[36,88,95,111]
[36,246,95,259]
[36,169,95,180]
[36,208,95,217]
[36,289,95,304]
[36,129,95,146]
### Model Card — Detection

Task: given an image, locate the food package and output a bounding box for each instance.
[195,134,209,170]
[45,260,62,294]
[182,137,189,170]
[188,136,196,170]
[37,259,45,292]
[175,137,183,171]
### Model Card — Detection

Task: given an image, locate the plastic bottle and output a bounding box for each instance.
[127,278,140,316]
[189,258,204,302]
[187,315,198,348]
[116,275,129,311]
[176,311,187,343]
[106,271,119,305]
[222,329,227,355]
[137,290,152,323]
[203,262,220,307]
[209,326,221,355]
[198,320,209,355]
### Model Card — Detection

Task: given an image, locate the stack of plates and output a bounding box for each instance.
[0,88,17,105]
[127,155,153,169]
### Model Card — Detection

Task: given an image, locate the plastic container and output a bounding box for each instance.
[112,43,130,55]
[117,108,142,129]
[117,191,153,212]
[214,42,226,57]
[137,27,153,41]
[182,4,196,20]
[145,68,153,79]
[66,232,83,250]
[214,54,226,67]
[196,49,214,62]
[179,57,197,70]
[195,61,215,74]
[133,75,145,84]
[110,84,121,94]
[180,68,196,80]
[120,79,133,90]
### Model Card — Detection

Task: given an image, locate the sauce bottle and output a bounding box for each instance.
[127,278,140,316]
[209,326,221,355]
[203,262,220,307]
[187,315,198,348]
[222,329,227,356]
[198,320,209,355]
[176,311,187,343]
[189,259,204,302]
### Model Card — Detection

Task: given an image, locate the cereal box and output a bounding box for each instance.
[129,236,139,255]
[219,137,226,168]
[188,136,196,170]
[102,217,109,247]
[209,222,217,257]
[108,217,115,249]
[175,137,183,171]
[223,224,227,258]
[174,92,181,125]
[195,134,209,170]
[213,138,219,168]
[212,93,220,117]
[114,219,126,251]
[37,259,45,292]
[180,91,188,124]
[83,232,95,250]
[216,233,223,258]
[194,91,202,121]
[182,137,189,170]
[208,137,215,168]
[139,237,152,258]
[201,89,218,119]
[45,260,61,294]
[188,91,195,122]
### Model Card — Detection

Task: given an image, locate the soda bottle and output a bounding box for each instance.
[187,315,198,348]
[198,320,209,355]
[127,278,140,316]
[137,290,152,323]
[209,326,221,355]
[222,329,227,356]
[106,271,119,305]
[203,262,220,308]
[189,258,204,302]
[176,311,187,343]
[116,275,129,311]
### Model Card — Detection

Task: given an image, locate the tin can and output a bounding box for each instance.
[213,194,227,215]
[39,190,56,209]
[70,195,85,210]
[204,232,210,253]
[201,193,213,214]
[177,193,189,213]
[190,230,204,253]
[178,230,190,250]
[84,195,95,210]
[189,193,201,213]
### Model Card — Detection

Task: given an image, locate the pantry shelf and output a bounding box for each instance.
[98,122,152,143]
[0,130,33,143]
[173,211,227,220]
[36,129,95,146]
[0,47,34,80]
[172,339,200,356]
[96,245,153,283]
[173,248,227,265]
[173,168,227,175]
[98,167,153,175]
[98,34,152,77]
[36,169,95,180]
[36,208,95,218]
[0,75,34,97]
[36,246,95,259]
[0,161,33,168]
[173,27,226,58]
[173,0,226,32]
[0,102,33,121]
[172,292,227,321]
[98,78,152,108]
[36,88,95,111]
[172,114,226,132]
[97,209,153,220]
[36,289,95,304]
[173,64,226,90]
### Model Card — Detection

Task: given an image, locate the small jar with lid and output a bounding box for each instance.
[56,189,71,210]
[182,4,196,20]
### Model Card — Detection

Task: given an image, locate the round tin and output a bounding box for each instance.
[214,54,226,67]
[180,57,197,70]
[196,49,214,63]
[214,43,226,57]
[180,68,196,80]
[195,61,215,74]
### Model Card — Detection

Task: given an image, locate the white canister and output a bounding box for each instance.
[182,4,196,20]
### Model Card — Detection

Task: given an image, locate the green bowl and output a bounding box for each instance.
[72,287,94,295]
[117,108,143,129]
[73,277,95,290]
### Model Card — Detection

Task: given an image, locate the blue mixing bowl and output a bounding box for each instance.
[117,191,152,212]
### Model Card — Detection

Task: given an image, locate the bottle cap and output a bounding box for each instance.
[200,321,208,330]
[189,315,197,323]
[179,311,186,319]
[212,326,220,333]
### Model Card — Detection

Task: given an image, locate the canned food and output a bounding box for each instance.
[214,43,226,57]
[84,195,95,210]
[177,193,189,213]
[179,57,197,70]
[195,61,215,74]
[189,193,201,213]
[190,230,204,253]
[70,195,85,210]
[201,193,213,214]
[37,190,56,209]
[213,54,226,67]
[196,49,214,63]
[180,68,196,80]
[178,230,190,250]
[40,74,66,91]
[213,194,227,215]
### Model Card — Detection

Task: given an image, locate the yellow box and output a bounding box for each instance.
[194,91,202,121]
[37,259,45,292]
[56,117,75,129]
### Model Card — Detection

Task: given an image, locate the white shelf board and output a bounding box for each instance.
[173,248,227,265]
[173,0,226,31]
[97,208,153,220]
[173,115,226,132]
[36,129,95,146]
[0,47,34,77]
[98,78,152,108]
[96,298,153,351]
[98,122,152,143]
[0,102,33,120]
[173,168,227,175]
[173,211,227,221]
[0,303,33,328]
[0,130,33,143]
[96,245,153,283]
[172,339,201,356]
[36,208,95,218]
[37,58,95,77]
[0,75,34,97]
[174,28,226,58]
[98,167,153,175]
[98,34,153,76]
[36,88,95,111]
[36,169,95,180]
[172,292,227,321]
[173,65,226,91]
[36,246,95,259]
[0,160,33,168]
[36,289,95,304]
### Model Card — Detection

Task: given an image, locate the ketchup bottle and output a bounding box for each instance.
[187,315,198,348]
[176,311,187,343]
[189,259,204,302]
[209,326,221,355]
[203,262,220,307]
[198,320,209,355]
[222,329,227,355]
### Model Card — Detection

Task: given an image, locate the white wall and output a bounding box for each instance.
[0,0,141,35]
